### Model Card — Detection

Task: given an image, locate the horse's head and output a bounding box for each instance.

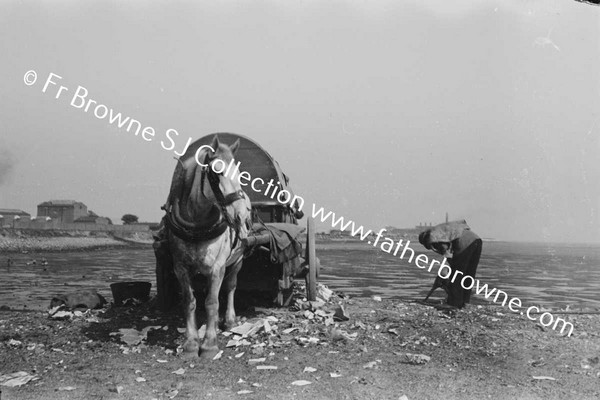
[186,135,250,223]
[202,135,241,196]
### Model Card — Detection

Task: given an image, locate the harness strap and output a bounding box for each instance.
[199,152,210,199]
[223,190,246,205]
[203,159,246,249]
[207,170,242,249]
[164,209,228,241]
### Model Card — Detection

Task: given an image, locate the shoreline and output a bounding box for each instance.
[0,236,151,254]
[0,233,373,254]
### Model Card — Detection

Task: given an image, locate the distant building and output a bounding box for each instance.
[415,222,434,231]
[316,232,330,241]
[74,215,111,225]
[135,222,160,230]
[328,229,358,240]
[0,208,31,226]
[72,209,112,225]
[382,223,438,241]
[37,200,88,223]
[29,216,52,222]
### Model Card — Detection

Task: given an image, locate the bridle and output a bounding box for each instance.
[199,152,247,248]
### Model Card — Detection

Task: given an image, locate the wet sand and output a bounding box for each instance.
[2,241,599,313]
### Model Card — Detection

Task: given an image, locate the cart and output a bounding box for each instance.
[154,133,320,311]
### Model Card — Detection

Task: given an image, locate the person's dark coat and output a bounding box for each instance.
[419,220,482,308]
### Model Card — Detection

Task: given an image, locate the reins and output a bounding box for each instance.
[200,152,245,249]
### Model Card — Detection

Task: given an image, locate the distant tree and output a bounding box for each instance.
[121,214,139,225]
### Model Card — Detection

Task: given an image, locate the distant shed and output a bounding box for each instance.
[37,200,88,223]
[0,208,31,226]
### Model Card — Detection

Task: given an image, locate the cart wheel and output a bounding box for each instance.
[305,217,318,301]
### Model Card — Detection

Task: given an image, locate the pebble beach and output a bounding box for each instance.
[0,229,148,253]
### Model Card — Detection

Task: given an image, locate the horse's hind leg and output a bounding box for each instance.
[223,259,243,330]
[174,264,200,357]
[200,268,225,360]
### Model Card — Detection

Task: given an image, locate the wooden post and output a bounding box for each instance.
[305,217,317,301]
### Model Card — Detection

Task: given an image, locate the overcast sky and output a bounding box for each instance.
[1,0,599,243]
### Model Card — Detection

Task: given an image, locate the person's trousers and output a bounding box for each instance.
[447,239,483,307]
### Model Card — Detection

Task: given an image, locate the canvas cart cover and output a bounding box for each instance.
[180,133,296,206]
[253,222,305,264]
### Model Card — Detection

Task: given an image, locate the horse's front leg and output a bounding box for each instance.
[223,259,243,330]
[174,264,200,357]
[200,268,225,360]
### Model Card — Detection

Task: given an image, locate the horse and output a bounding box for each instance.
[163,135,252,359]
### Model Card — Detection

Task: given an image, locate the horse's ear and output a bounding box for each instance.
[230,139,240,155]
[210,135,220,152]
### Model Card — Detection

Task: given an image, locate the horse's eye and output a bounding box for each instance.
[209,161,224,175]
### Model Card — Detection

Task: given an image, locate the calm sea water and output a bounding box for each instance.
[1,241,599,310]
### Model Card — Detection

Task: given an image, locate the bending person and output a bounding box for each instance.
[418,220,482,308]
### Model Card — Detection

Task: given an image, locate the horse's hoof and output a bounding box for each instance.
[223,319,237,331]
[182,340,200,357]
[181,349,199,359]
[199,346,219,360]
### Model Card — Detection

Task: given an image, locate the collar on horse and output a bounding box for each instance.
[164,153,246,247]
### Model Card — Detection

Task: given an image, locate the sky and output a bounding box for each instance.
[1,0,599,243]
